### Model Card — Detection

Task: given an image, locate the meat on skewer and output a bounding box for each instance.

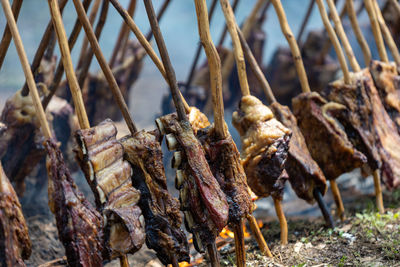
[75,120,145,258]
[121,130,190,265]
[0,162,31,267]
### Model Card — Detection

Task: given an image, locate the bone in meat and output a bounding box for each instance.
[232,95,291,199]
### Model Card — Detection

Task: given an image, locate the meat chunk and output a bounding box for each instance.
[292,92,367,180]
[232,95,291,199]
[74,120,145,258]
[370,60,400,134]
[121,130,189,265]
[45,138,104,267]
[269,102,327,203]
[197,126,254,224]
[157,114,229,251]
[323,69,400,189]
[0,162,31,267]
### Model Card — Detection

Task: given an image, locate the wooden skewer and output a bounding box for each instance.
[271,0,311,93]
[48,0,90,129]
[233,219,246,267]
[297,0,315,45]
[72,0,137,134]
[77,0,102,70]
[109,0,137,68]
[313,188,335,228]
[119,255,129,267]
[246,214,272,257]
[316,0,351,84]
[330,179,345,221]
[346,0,371,66]
[144,0,171,41]
[220,0,250,96]
[273,197,288,245]
[42,0,92,110]
[373,0,400,67]
[364,0,388,62]
[389,0,400,16]
[326,0,360,72]
[143,0,187,122]
[77,0,109,88]
[373,169,384,214]
[1,0,51,139]
[206,243,220,267]
[20,0,69,96]
[216,0,240,47]
[186,0,218,88]
[0,0,22,71]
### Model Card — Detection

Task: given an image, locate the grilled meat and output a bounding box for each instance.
[369,60,400,134]
[0,162,31,267]
[232,95,291,199]
[121,130,189,265]
[323,69,400,189]
[269,102,327,203]
[292,92,367,180]
[157,113,229,251]
[44,138,104,267]
[74,120,145,258]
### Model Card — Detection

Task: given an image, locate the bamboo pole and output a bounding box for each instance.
[364,0,389,62]
[237,26,276,103]
[109,0,136,68]
[346,0,371,66]
[373,0,400,66]
[20,0,69,96]
[72,0,137,134]
[216,0,240,47]
[316,0,351,84]
[273,198,288,245]
[194,0,227,138]
[77,0,101,70]
[297,0,315,45]
[143,0,187,122]
[0,0,22,71]
[48,0,90,129]
[326,0,360,72]
[330,179,345,221]
[220,0,250,96]
[271,0,311,93]
[186,0,218,87]
[373,170,384,214]
[1,0,51,139]
[77,0,109,88]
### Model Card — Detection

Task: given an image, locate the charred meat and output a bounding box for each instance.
[74,120,145,258]
[232,95,291,200]
[121,130,189,265]
[270,102,327,203]
[0,163,31,267]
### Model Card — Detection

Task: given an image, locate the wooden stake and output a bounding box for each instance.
[220,0,250,96]
[77,0,109,88]
[237,25,276,103]
[330,180,345,221]
[77,0,101,70]
[373,170,385,214]
[315,0,351,84]
[373,0,400,67]
[247,215,272,257]
[109,0,136,68]
[221,0,265,81]
[72,0,137,134]
[1,0,51,139]
[0,0,22,71]
[297,0,315,45]
[364,0,388,62]
[48,0,90,129]
[143,0,187,122]
[233,219,246,267]
[194,0,227,138]
[216,0,240,47]
[271,0,311,93]
[273,197,288,245]
[206,243,220,267]
[313,188,335,228]
[346,0,372,66]
[186,0,218,87]
[326,0,360,72]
